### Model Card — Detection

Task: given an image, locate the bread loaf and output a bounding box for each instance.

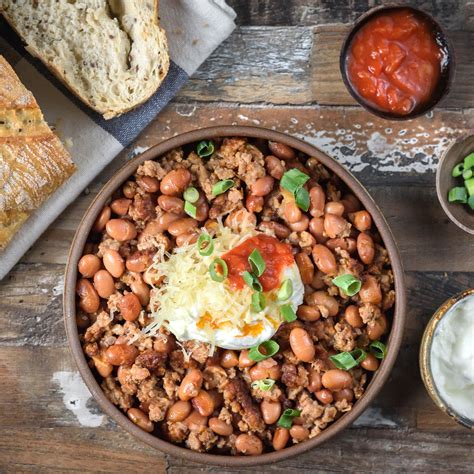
[0,0,170,119]
[0,55,76,250]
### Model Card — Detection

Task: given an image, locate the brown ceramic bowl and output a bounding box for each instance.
[420,288,474,430]
[436,135,474,234]
[339,4,455,121]
[64,126,406,466]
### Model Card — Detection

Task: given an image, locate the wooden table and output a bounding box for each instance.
[1,1,474,471]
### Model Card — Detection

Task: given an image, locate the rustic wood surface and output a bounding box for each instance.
[2,0,474,472]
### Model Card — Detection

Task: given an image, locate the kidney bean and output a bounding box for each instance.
[92,355,113,377]
[122,181,137,199]
[192,390,215,417]
[351,210,372,231]
[103,250,124,278]
[127,408,154,433]
[209,417,233,436]
[76,278,100,313]
[307,370,322,392]
[265,155,285,179]
[315,389,333,405]
[93,269,115,298]
[93,206,111,232]
[309,217,326,243]
[131,279,150,306]
[326,237,357,254]
[119,293,142,321]
[221,350,239,368]
[360,275,382,305]
[136,175,160,193]
[249,358,281,381]
[78,254,101,278]
[324,213,349,239]
[126,251,151,273]
[246,195,264,213]
[357,232,375,264]
[166,400,192,422]
[321,369,353,390]
[367,314,388,341]
[176,231,199,247]
[290,425,309,441]
[168,218,198,237]
[283,201,302,224]
[309,185,325,217]
[289,327,315,362]
[361,353,379,371]
[157,195,185,215]
[312,245,337,275]
[110,198,132,216]
[268,141,295,161]
[306,291,339,317]
[160,168,191,196]
[260,400,281,425]
[238,349,256,368]
[106,219,137,242]
[289,215,309,232]
[184,410,208,429]
[334,388,354,403]
[178,368,203,401]
[252,176,274,196]
[259,221,291,239]
[273,427,290,450]
[105,344,138,366]
[297,305,320,322]
[344,305,364,328]
[295,252,315,285]
[235,434,263,456]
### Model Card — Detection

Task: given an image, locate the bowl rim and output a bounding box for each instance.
[339,3,456,121]
[419,288,474,430]
[436,135,474,235]
[63,125,407,467]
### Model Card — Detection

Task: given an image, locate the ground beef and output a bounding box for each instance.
[333,322,356,352]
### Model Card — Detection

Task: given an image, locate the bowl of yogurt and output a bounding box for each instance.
[420,289,474,429]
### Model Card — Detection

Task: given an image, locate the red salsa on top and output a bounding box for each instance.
[346,9,445,116]
[222,234,294,292]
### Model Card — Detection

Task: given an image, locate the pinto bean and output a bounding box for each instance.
[151,212,183,233]
[221,350,239,368]
[184,410,208,429]
[260,400,281,425]
[351,210,372,231]
[76,313,90,329]
[110,198,132,216]
[126,251,151,273]
[119,293,142,321]
[334,388,354,402]
[93,206,111,232]
[192,390,215,417]
[176,231,199,247]
[309,217,326,243]
[326,237,357,254]
[93,269,115,298]
[105,344,138,366]
[324,214,349,239]
[122,181,137,199]
[295,252,315,284]
[283,201,302,223]
[106,219,137,242]
[312,245,337,275]
[289,327,315,362]
[130,279,150,306]
[297,305,321,322]
[252,176,274,196]
[290,425,309,441]
[344,305,364,328]
[167,400,192,422]
[160,168,191,196]
[209,417,233,436]
[361,353,379,371]
[306,291,339,317]
[76,278,100,313]
[238,349,256,368]
[246,195,264,213]
[259,221,291,239]
[311,271,327,290]
[325,201,345,216]
[307,370,322,392]
[194,202,209,222]
[315,389,333,405]
[268,141,296,161]
[127,408,154,432]
[235,434,263,456]
[265,155,285,179]
[273,427,290,450]
[168,218,198,237]
[359,275,382,305]
[367,314,388,341]
[321,369,353,390]
[136,175,160,193]
[103,250,124,278]
[357,232,375,264]
[92,355,113,378]
[178,368,203,401]
[154,333,176,353]
[288,215,309,232]
[249,358,281,381]
[309,185,325,217]
[78,254,101,278]
[157,195,184,214]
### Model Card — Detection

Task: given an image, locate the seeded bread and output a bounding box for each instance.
[0,0,170,119]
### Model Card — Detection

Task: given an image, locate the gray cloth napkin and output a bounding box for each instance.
[0,0,236,280]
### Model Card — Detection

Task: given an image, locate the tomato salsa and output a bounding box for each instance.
[346,9,445,116]
[222,234,294,292]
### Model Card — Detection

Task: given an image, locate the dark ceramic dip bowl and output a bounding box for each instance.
[64,126,406,467]
[339,4,455,121]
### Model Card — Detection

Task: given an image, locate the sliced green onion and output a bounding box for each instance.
[369,341,387,360]
[452,163,464,177]
[184,201,197,218]
[248,249,266,277]
[277,408,301,429]
[196,140,214,158]
[251,292,266,312]
[330,348,367,370]
[448,186,467,203]
[197,234,214,256]
[468,196,474,210]
[209,258,228,282]
[463,168,473,180]
[295,186,310,211]
[242,271,263,292]
[280,304,297,322]
[332,274,362,296]
[465,178,474,197]
[183,186,199,203]
[277,279,293,301]
[351,348,368,364]
[463,152,474,170]
[212,179,234,196]
[251,379,275,391]
[280,169,310,194]
[249,340,279,361]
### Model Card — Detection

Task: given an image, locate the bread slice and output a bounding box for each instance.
[1,0,170,119]
[0,55,76,250]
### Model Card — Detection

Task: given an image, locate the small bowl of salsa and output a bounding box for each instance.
[340,5,455,120]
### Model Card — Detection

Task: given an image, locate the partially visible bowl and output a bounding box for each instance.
[64,126,406,466]
[339,4,455,121]
[436,135,474,234]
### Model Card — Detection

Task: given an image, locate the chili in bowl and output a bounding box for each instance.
[64,126,406,466]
